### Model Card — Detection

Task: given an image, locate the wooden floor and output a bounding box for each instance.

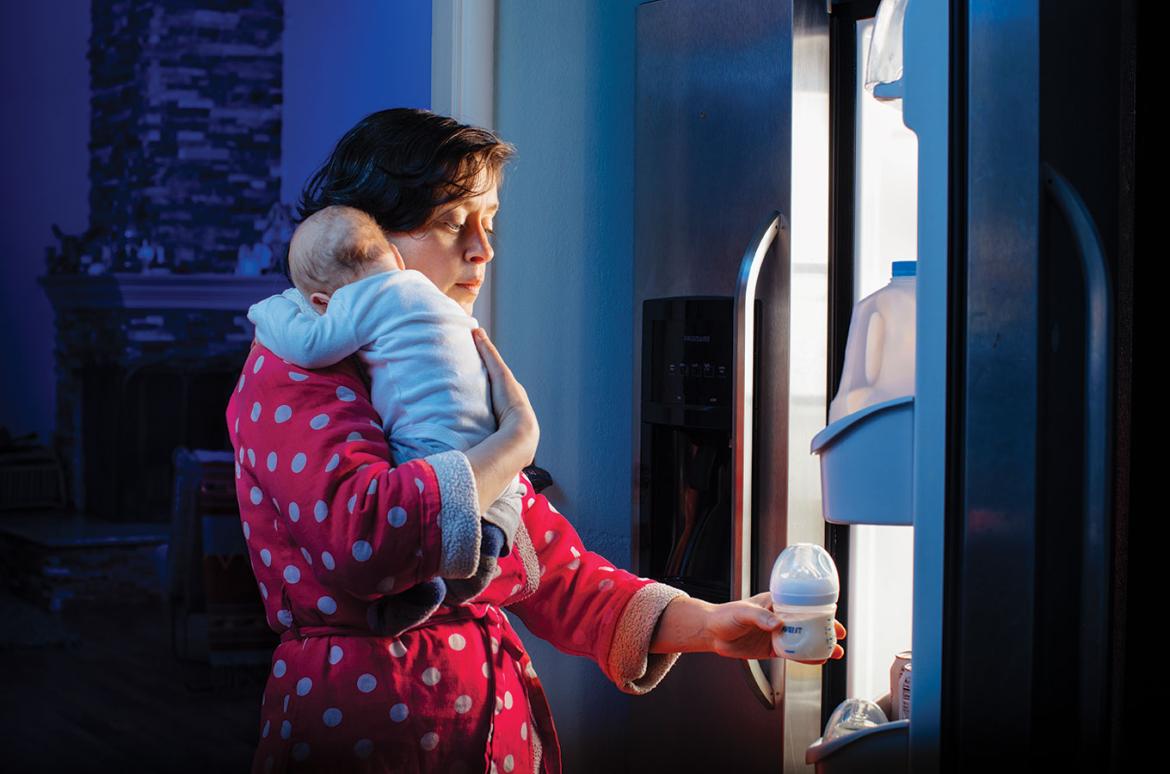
[2,600,267,773]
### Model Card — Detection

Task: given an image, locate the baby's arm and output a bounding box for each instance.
[247,289,362,369]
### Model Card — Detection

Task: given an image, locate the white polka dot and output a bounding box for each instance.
[250,402,262,422]
[235,460,241,479]
[504,754,515,772]
[284,501,299,522]
[599,579,614,592]
[347,431,363,442]
[353,739,373,759]
[521,721,528,740]
[356,673,377,693]
[317,596,337,615]
[271,497,280,513]
[259,582,268,599]
[336,385,356,402]
[390,703,409,722]
[448,634,466,651]
[525,662,538,679]
[261,719,270,738]
[291,453,307,473]
[314,500,328,522]
[296,677,312,696]
[280,720,291,739]
[253,355,265,374]
[283,566,301,584]
[491,763,499,774]
[454,695,472,714]
[242,521,251,540]
[510,583,522,597]
[259,548,272,567]
[495,696,503,714]
[491,638,500,655]
[274,405,292,423]
[377,576,396,593]
[309,413,329,430]
[322,708,342,727]
[352,540,372,562]
[325,453,340,472]
[545,530,556,545]
[321,551,335,570]
[504,691,513,709]
[266,452,277,472]
[291,743,310,762]
[389,640,407,658]
[273,659,286,677]
[250,487,263,505]
[527,498,535,509]
[237,374,246,393]
[483,662,490,678]
[329,645,343,665]
[277,609,293,627]
[366,478,378,496]
[421,667,441,686]
[283,694,290,712]
[420,732,439,751]
[238,446,244,463]
[415,477,425,494]
[599,565,615,572]
[288,370,308,382]
[347,495,357,513]
[247,448,256,467]
[387,506,407,528]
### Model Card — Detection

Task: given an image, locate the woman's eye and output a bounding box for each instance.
[443,221,464,233]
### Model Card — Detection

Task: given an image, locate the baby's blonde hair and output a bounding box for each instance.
[288,205,393,296]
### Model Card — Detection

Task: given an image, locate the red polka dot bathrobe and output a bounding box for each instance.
[227,344,685,773]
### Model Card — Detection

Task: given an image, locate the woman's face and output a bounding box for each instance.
[387,177,499,316]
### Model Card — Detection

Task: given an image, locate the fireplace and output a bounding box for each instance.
[41,273,288,522]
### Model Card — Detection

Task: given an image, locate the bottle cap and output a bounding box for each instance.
[892,260,917,278]
[769,543,840,607]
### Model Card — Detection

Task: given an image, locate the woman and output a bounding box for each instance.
[228,108,843,774]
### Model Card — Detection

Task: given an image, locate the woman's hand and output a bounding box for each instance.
[464,329,540,512]
[473,328,539,457]
[651,592,845,664]
[706,592,845,664]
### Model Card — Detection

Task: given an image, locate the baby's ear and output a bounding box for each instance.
[309,291,331,313]
[387,244,406,271]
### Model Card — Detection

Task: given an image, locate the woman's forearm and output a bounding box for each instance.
[464,415,538,514]
[649,595,716,654]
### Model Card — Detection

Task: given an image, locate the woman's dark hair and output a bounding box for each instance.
[290,108,514,276]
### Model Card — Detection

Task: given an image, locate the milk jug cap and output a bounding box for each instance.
[769,543,840,607]
[892,260,916,278]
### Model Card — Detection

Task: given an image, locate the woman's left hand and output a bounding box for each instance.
[705,592,846,664]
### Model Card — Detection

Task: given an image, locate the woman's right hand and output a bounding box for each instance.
[473,328,539,458]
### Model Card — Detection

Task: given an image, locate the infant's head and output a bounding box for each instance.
[288,205,404,311]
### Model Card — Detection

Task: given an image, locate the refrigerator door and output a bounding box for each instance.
[629,0,830,770]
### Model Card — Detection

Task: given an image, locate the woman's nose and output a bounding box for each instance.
[466,222,494,263]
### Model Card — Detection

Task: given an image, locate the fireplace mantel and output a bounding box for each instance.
[39,273,291,312]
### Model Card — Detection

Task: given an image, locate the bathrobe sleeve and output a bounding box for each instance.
[228,343,484,602]
[510,476,689,695]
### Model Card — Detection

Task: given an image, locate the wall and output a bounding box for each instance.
[494,1,644,770]
[281,0,431,206]
[0,1,90,445]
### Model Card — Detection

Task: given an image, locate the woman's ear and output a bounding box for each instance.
[310,291,331,313]
[387,243,406,271]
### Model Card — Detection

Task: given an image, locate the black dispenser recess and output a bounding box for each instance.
[638,296,759,603]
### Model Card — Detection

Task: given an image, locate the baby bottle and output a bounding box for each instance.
[769,543,840,661]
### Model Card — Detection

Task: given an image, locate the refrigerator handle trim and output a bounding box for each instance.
[733,210,787,709]
[1042,162,1114,743]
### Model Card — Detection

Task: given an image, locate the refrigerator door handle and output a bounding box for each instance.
[1042,163,1114,743]
[733,210,787,709]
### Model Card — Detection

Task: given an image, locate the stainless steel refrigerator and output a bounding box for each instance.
[626,0,1132,771]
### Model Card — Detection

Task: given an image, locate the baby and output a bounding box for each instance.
[247,205,523,605]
